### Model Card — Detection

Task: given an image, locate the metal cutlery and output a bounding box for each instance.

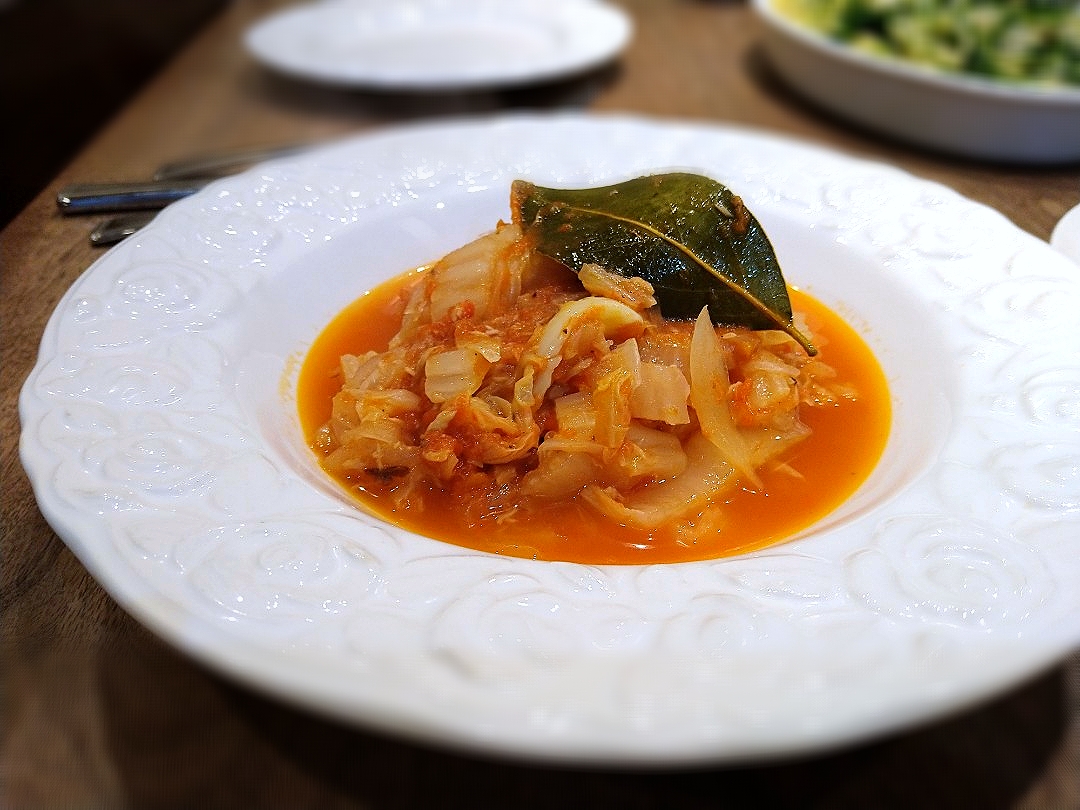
[88,212,159,247]
[58,143,313,245]
[57,179,209,215]
[152,143,308,181]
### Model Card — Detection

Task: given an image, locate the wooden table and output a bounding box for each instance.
[4,1,1079,806]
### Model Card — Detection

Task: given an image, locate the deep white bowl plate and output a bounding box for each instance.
[19,114,1080,764]
[244,0,632,90]
[753,0,1080,164]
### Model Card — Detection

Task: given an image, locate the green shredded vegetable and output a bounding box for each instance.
[780,0,1080,87]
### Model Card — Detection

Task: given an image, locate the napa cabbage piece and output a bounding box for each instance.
[317,186,852,533]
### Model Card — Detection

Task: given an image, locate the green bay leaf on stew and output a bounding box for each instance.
[511,173,816,355]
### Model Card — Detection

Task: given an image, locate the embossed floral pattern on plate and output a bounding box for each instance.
[19,114,1080,764]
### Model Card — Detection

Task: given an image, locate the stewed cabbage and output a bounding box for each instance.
[313,218,853,530]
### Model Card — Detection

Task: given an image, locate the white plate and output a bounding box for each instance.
[753,0,1080,164]
[19,114,1080,765]
[243,0,632,90]
[1051,202,1080,267]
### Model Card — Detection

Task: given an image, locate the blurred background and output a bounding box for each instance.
[0,0,227,227]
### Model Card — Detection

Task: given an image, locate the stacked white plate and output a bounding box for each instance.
[244,0,633,91]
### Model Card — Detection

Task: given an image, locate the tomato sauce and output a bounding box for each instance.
[298,271,891,564]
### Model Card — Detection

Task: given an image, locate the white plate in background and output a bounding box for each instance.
[19,114,1080,764]
[244,0,632,90]
[1051,201,1080,266]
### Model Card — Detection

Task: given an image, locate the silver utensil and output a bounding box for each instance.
[153,143,308,181]
[89,211,159,247]
[57,179,208,214]
[61,143,315,244]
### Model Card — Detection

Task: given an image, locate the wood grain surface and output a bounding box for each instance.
[3,1,1079,806]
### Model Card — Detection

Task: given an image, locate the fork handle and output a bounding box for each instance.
[56,179,208,214]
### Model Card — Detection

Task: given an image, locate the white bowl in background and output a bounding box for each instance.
[752,0,1080,164]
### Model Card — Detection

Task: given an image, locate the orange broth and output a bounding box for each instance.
[299,270,891,564]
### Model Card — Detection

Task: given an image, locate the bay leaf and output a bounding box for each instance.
[511,173,816,355]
